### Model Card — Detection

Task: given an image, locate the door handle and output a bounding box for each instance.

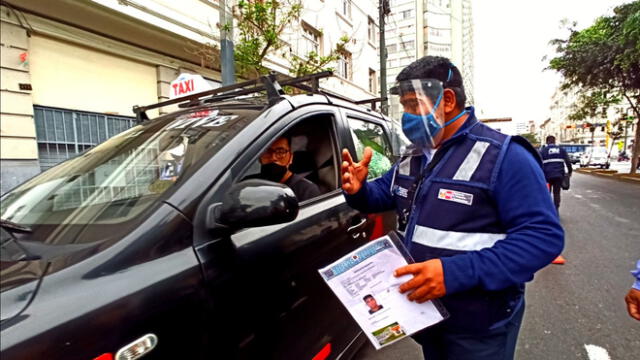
[347,217,367,232]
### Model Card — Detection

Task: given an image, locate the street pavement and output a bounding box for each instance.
[356,172,639,360]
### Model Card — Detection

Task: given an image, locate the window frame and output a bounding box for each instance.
[336,50,353,80]
[301,22,322,56]
[232,109,343,207]
[342,113,394,180]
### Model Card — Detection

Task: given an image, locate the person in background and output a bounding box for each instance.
[539,135,572,212]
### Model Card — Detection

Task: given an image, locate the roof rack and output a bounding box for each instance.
[132,71,386,122]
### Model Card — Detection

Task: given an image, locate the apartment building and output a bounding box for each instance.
[0,0,380,194]
[384,0,474,119]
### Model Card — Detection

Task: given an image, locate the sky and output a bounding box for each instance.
[472,0,631,125]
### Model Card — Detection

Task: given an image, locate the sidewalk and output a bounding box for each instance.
[575,167,640,185]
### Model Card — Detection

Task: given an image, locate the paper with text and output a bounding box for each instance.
[319,236,446,350]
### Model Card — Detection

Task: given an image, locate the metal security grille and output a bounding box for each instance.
[34,106,135,171]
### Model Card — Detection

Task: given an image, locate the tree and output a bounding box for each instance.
[548,1,640,173]
[233,0,349,80]
[520,132,540,147]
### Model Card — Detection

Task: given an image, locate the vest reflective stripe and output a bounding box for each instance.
[412,224,506,251]
[399,156,412,175]
[543,158,565,164]
[453,141,490,181]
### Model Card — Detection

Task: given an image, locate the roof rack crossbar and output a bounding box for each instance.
[132,71,336,119]
[354,97,387,111]
[132,70,386,120]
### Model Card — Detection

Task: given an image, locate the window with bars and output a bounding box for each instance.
[34,106,136,171]
[336,50,353,80]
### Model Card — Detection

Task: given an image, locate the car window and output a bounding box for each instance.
[347,118,393,179]
[240,114,338,204]
[0,106,259,226]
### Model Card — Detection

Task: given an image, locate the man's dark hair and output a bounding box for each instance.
[277,134,292,148]
[396,56,467,110]
[546,135,556,144]
[363,294,374,301]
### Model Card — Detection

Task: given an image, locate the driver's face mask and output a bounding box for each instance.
[391,69,466,149]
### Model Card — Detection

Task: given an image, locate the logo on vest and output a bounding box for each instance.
[548,148,560,154]
[393,185,409,198]
[437,189,473,206]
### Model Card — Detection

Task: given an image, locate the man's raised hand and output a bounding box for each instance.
[341,147,372,195]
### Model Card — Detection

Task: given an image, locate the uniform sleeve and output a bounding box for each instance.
[441,142,564,294]
[562,148,573,174]
[632,260,640,290]
[343,166,396,213]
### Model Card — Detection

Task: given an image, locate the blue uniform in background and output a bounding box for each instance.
[540,144,572,210]
[344,107,564,359]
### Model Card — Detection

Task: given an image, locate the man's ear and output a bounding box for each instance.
[287,151,294,166]
[443,88,457,114]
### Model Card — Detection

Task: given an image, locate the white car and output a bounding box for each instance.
[580,147,611,168]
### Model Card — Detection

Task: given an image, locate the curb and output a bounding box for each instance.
[576,168,640,185]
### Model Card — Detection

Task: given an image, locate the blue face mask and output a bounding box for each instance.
[401,94,466,148]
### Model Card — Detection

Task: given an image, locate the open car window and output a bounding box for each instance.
[240,114,339,204]
[347,118,393,179]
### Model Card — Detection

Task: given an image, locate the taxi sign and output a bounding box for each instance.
[170,73,213,99]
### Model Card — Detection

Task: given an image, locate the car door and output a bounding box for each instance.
[192,105,376,360]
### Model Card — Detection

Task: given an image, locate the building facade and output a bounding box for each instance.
[0,0,380,194]
[384,0,474,119]
[541,87,636,154]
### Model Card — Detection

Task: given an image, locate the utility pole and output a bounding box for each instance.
[379,0,390,115]
[219,0,236,85]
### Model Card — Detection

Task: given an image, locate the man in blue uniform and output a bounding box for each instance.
[341,56,564,359]
[539,135,572,212]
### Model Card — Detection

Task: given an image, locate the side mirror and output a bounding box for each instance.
[207,179,299,230]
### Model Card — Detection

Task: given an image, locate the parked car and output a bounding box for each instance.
[0,73,397,360]
[579,147,611,168]
[558,144,589,164]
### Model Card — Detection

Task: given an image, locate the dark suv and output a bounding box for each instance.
[0,73,398,360]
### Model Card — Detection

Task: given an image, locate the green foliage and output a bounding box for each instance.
[288,36,350,78]
[548,1,640,115]
[234,0,351,82]
[234,0,303,78]
[548,1,640,172]
[520,132,540,147]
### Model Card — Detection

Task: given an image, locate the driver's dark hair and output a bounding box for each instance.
[546,135,556,144]
[277,134,292,148]
[363,294,374,301]
[396,56,467,110]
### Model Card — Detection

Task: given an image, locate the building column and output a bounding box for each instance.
[1,11,40,194]
[156,65,179,115]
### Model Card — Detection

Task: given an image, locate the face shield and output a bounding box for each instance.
[388,68,467,153]
[389,78,449,152]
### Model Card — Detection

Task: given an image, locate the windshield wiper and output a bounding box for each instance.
[0,219,32,233]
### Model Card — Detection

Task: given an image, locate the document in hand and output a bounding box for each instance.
[318,234,448,350]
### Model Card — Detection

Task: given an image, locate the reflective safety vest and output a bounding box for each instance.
[390,119,541,331]
[539,144,567,180]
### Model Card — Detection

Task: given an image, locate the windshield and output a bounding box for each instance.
[1,105,261,227]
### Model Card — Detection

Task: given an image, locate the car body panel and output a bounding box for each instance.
[1,95,397,359]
